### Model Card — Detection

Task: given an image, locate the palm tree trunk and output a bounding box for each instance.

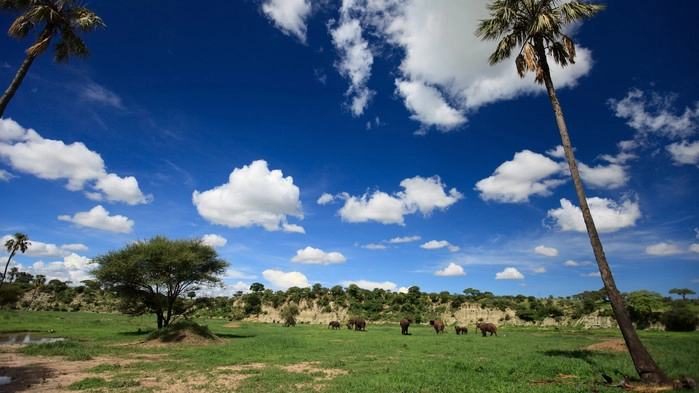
[534,41,670,385]
[0,54,36,118]
[0,251,17,289]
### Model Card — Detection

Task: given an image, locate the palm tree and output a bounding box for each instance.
[476,0,671,385]
[7,266,19,283]
[1,232,30,288]
[0,0,105,117]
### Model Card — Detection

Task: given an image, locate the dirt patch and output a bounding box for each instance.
[584,340,628,352]
[223,322,241,328]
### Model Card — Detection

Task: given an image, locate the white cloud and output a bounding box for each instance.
[394,79,466,132]
[0,118,151,205]
[564,260,592,267]
[291,246,347,265]
[201,234,227,248]
[689,244,699,253]
[475,150,567,203]
[388,236,421,243]
[645,242,682,256]
[261,0,312,43]
[317,193,335,204]
[80,82,124,109]
[581,272,601,277]
[547,196,641,233]
[338,175,462,225]
[577,162,629,189]
[534,245,558,257]
[420,240,459,252]
[27,253,92,284]
[329,2,375,116]
[340,279,397,291]
[0,169,14,181]
[533,267,546,273]
[0,236,87,258]
[495,267,524,280]
[262,269,310,290]
[434,262,465,276]
[58,205,134,233]
[608,89,698,140]
[192,160,304,233]
[666,140,699,166]
[362,243,387,250]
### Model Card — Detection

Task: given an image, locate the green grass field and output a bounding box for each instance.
[1,311,697,392]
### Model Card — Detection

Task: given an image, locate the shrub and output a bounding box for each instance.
[662,302,699,332]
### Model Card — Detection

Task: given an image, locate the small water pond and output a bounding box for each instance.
[0,331,66,345]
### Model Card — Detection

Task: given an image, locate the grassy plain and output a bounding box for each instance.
[0,311,697,392]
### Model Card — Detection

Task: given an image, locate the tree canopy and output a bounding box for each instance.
[91,236,229,328]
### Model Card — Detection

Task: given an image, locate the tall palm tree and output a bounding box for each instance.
[476,0,670,385]
[1,232,29,288]
[0,0,105,117]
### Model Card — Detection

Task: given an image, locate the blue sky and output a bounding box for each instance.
[1,1,697,298]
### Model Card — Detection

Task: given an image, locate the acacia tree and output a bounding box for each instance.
[476,0,670,384]
[0,0,105,117]
[669,288,695,300]
[91,236,229,329]
[1,232,30,288]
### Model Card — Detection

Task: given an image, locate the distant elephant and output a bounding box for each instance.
[400,318,411,335]
[476,322,497,337]
[429,320,445,334]
[454,325,468,335]
[346,319,356,330]
[328,321,341,330]
[354,318,367,331]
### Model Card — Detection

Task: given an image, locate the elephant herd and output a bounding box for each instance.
[328,318,497,337]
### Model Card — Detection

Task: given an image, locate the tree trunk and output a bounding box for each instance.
[0,251,17,289]
[534,41,671,385]
[0,54,36,118]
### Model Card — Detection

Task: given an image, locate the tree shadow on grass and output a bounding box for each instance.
[541,349,627,377]
[0,363,54,393]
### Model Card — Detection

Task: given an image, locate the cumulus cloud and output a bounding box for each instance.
[547,196,641,233]
[534,245,558,257]
[201,234,227,248]
[577,162,629,189]
[317,193,335,205]
[192,160,304,233]
[261,0,312,43]
[291,246,347,265]
[262,269,310,290]
[58,205,134,233]
[533,267,547,273]
[495,267,524,280]
[26,253,93,284]
[689,244,699,253]
[362,243,387,250]
[337,175,462,225]
[266,1,595,132]
[420,240,459,252]
[666,140,699,166]
[434,262,465,276]
[0,118,151,205]
[340,279,397,291]
[0,236,87,258]
[475,150,567,203]
[645,242,682,256]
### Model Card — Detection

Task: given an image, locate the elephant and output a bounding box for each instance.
[429,320,445,334]
[354,318,367,331]
[399,318,411,335]
[454,325,468,335]
[476,322,497,337]
[328,321,341,329]
[346,319,356,330]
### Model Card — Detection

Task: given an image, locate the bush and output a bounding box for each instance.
[662,302,698,332]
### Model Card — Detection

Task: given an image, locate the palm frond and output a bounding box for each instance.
[558,1,605,24]
[562,34,576,61]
